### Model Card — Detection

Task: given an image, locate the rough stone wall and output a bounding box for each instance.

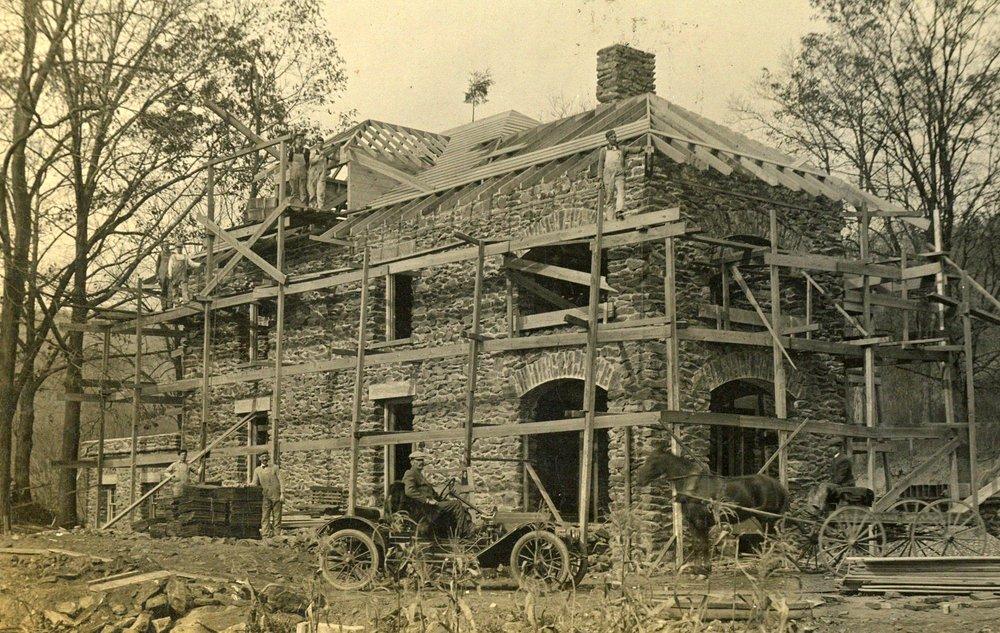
[81,432,180,532]
[174,148,849,548]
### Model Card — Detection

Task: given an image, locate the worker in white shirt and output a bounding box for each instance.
[168,243,200,304]
[163,449,191,497]
[597,129,645,218]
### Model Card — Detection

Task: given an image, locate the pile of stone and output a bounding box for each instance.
[596,44,655,104]
[26,574,243,632]
[143,485,262,539]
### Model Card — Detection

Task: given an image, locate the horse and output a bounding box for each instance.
[634,450,789,572]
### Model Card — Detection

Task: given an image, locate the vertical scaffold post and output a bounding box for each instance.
[464,240,485,473]
[94,329,110,527]
[962,277,978,509]
[579,185,606,548]
[199,163,216,482]
[859,204,877,492]
[272,155,287,466]
[664,235,683,565]
[900,250,909,347]
[348,245,370,516]
[271,141,287,467]
[932,205,960,500]
[768,208,789,486]
[130,279,143,519]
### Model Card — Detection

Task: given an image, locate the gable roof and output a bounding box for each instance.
[327,93,924,239]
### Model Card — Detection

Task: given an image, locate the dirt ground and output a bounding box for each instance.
[2,527,1000,632]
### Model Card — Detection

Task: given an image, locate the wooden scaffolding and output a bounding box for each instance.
[71,126,1000,563]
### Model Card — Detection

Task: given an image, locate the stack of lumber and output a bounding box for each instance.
[221,486,263,538]
[143,485,262,538]
[654,593,820,621]
[843,556,1000,594]
[301,485,346,518]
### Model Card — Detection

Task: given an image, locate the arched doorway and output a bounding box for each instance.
[521,379,610,521]
[709,379,782,476]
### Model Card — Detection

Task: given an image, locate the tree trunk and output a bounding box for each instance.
[12,375,40,505]
[0,0,42,534]
[56,220,87,527]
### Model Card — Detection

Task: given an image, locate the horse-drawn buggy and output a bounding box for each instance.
[811,486,988,572]
[315,474,593,591]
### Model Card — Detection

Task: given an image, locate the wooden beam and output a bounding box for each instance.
[272,155,288,465]
[516,304,610,331]
[349,148,433,193]
[697,304,807,330]
[768,208,790,486]
[94,330,109,527]
[962,278,979,509]
[872,437,962,511]
[210,409,957,459]
[200,200,289,297]
[729,264,797,369]
[347,247,370,516]
[579,186,606,547]
[803,271,870,335]
[944,255,1000,314]
[504,257,616,292]
[525,462,565,525]
[664,235,684,564]
[118,208,682,331]
[197,214,286,284]
[203,101,281,159]
[508,270,577,310]
[765,252,901,279]
[464,241,484,473]
[660,410,953,440]
[130,279,142,518]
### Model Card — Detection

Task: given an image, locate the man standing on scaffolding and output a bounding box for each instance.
[597,129,647,218]
[168,242,201,304]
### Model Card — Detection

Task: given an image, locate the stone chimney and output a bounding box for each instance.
[596,44,656,104]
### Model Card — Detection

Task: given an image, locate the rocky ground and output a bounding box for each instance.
[2,527,1000,632]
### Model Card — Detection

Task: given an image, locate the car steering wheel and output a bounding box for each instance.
[439,476,458,499]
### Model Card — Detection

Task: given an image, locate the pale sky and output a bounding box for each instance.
[323,0,819,133]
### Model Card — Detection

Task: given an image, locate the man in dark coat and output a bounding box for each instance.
[401,451,471,537]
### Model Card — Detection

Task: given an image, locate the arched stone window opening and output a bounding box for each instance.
[709,379,792,477]
[520,378,609,521]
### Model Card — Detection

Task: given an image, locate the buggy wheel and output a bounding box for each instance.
[567,544,588,588]
[920,499,988,556]
[319,528,380,591]
[818,506,885,574]
[882,499,935,557]
[509,530,571,590]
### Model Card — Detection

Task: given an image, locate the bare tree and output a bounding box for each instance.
[733,0,998,261]
[0,0,76,533]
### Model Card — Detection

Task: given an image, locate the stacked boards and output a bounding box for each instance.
[843,556,1000,594]
[141,485,263,538]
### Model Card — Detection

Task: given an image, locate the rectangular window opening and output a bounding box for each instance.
[247,412,270,479]
[385,400,414,484]
[388,274,414,340]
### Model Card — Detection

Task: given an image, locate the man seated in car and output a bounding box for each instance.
[401,451,471,537]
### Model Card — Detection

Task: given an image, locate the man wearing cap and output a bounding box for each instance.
[402,451,471,537]
[250,452,284,538]
[597,129,647,218]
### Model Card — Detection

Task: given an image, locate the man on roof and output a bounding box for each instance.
[401,450,471,537]
[597,129,647,218]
